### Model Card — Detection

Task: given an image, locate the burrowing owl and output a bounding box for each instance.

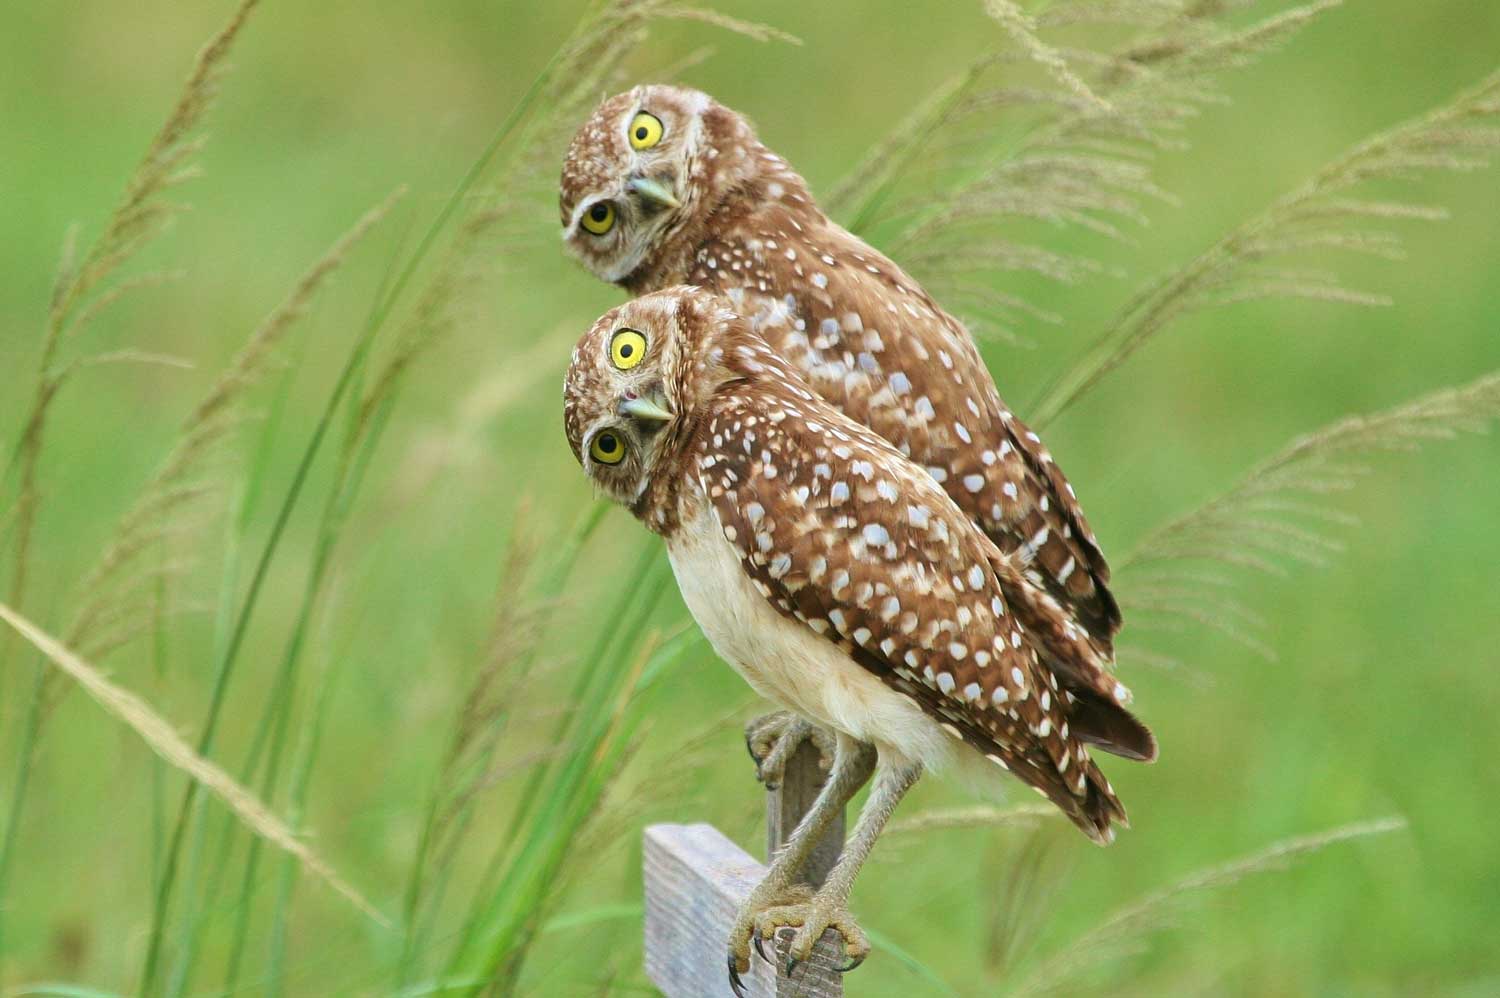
[562,286,1153,988]
[564,85,1128,792]
[560,86,1125,785]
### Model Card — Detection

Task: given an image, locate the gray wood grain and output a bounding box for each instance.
[644,822,844,998]
[766,738,844,891]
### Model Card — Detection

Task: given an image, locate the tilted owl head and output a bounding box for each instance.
[562,285,747,510]
[558,85,763,285]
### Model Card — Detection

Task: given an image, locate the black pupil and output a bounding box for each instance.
[590,203,608,221]
[619,343,633,358]
[635,126,649,140]
[599,435,616,453]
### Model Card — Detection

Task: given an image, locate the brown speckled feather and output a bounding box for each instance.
[558,85,1120,655]
[562,287,1155,844]
[689,207,1120,652]
[689,332,1142,837]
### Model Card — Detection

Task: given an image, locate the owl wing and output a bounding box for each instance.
[690,221,1121,652]
[689,377,1152,839]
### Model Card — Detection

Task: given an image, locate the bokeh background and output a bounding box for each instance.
[2,1,1499,995]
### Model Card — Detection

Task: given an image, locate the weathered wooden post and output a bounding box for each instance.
[644,740,845,997]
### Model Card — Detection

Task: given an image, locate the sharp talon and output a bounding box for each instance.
[836,952,867,973]
[727,955,747,998]
[745,738,759,764]
[784,953,800,978]
[752,933,770,965]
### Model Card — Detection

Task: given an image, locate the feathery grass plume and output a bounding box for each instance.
[353,1,795,447]
[0,601,388,928]
[438,539,548,829]
[886,803,1059,838]
[43,192,396,997]
[983,830,1059,982]
[832,1,1338,342]
[576,707,732,837]
[560,647,735,861]
[167,6,791,981]
[398,521,549,961]
[984,0,1111,115]
[82,194,402,996]
[61,191,403,666]
[394,502,608,987]
[1030,64,1500,425]
[0,0,262,957]
[463,631,656,996]
[456,0,798,262]
[1007,817,1407,996]
[1117,370,1500,659]
[155,6,755,971]
[3,0,259,624]
[439,545,672,994]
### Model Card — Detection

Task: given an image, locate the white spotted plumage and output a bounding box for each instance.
[562,287,1155,842]
[560,84,1125,663]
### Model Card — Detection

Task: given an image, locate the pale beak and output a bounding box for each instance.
[628,175,680,210]
[619,395,673,423]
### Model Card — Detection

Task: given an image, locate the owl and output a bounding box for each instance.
[559,86,1122,674]
[563,286,1154,988]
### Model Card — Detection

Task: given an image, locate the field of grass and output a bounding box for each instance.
[2,1,1499,995]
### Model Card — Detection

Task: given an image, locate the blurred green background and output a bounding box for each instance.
[2,1,1499,995]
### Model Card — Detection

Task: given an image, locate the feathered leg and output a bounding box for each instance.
[752,754,922,974]
[726,733,875,994]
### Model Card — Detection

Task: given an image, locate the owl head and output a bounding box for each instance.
[563,285,746,511]
[558,85,764,286]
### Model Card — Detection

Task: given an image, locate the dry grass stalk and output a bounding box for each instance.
[838,1,1339,343]
[63,190,405,662]
[493,0,797,242]
[887,803,1059,837]
[984,0,1112,114]
[1120,369,1500,656]
[1031,65,1500,425]
[573,694,744,860]
[0,600,389,928]
[1008,816,1407,996]
[350,0,797,458]
[6,0,261,629]
[431,526,549,845]
[63,0,260,329]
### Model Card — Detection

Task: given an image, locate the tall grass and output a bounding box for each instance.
[2,0,792,992]
[0,0,262,958]
[2,0,1496,994]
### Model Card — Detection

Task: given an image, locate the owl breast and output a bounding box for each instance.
[666,500,953,772]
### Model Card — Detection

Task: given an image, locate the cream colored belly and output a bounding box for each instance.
[666,504,955,771]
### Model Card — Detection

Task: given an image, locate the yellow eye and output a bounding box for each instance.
[590,430,626,465]
[610,328,648,370]
[628,111,664,150]
[580,201,615,235]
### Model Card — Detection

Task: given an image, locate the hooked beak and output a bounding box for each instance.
[619,394,673,423]
[628,175,680,210]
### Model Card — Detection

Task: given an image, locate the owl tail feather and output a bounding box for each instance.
[1007,744,1128,845]
[1068,688,1158,763]
[986,543,1158,764]
[1037,756,1128,845]
[1074,759,1129,845]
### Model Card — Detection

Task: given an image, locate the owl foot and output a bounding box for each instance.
[754,893,870,976]
[744,711,834,790]
[727,879,813,996]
